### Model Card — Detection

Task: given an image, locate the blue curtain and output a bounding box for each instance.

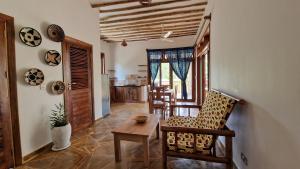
[147,49,162,86]
[166,47,194,99]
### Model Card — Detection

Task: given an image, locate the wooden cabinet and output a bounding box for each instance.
[111,86,146,103]
[125,87,140,102]
[115,87,125,102]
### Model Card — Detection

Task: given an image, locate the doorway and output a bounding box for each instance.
[62,37,94,133]
[0,13,22,168]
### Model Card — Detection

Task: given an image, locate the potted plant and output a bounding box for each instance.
[49,103,71,151]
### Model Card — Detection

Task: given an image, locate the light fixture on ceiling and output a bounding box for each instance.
[140,0,152,5]
[121,39,127,47]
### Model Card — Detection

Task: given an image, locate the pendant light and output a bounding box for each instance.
[121,39,127,47]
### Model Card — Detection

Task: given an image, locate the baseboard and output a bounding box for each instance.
[23,143,52,163]
[216,140,239,169]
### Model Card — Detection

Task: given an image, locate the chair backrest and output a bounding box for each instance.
[152,86,165,101]
[193,90,238,130]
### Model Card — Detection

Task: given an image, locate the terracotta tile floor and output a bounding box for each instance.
[17,103,226,169]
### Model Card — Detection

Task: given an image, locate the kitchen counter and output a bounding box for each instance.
[113,84,146,87]
[110,85,148,103]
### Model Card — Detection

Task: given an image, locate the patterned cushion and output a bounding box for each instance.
[166,91,237,154]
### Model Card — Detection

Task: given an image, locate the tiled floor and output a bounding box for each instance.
[17,103,226,169]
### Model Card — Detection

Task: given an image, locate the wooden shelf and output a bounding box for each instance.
[138,65,147,67]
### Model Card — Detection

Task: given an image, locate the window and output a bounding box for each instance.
[153,61,195,101]
[161,63,170,86]
[172,61,194,100]
[148,48,195,101]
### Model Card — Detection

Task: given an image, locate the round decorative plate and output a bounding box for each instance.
[24,68,44,86]
[45,50,61,66]
[51,81,65,95]
[19,27,42,47]
[47,24,65,42]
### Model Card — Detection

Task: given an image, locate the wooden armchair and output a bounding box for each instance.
[161,90,243,169]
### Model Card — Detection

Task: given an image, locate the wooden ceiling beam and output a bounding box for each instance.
[104,34,196,42]
[101,21,201,33]
[102,34,197,42]
[100,9,204,24]
[101,26,199,35]
[99,0,205,13]
[101,23,200,33]
[101,4,205,20]
[101,30,197,39]
[91,0,140,8]
[102,30,198,38]
[100,14,202,28]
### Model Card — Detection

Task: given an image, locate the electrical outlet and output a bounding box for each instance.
[241,152,248,166]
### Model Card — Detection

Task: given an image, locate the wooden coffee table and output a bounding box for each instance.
[111,113,160,167]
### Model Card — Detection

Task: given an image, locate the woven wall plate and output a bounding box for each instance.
[51,81,65,95]
[19,27,42,47]
[24,68,44,86]
[45,50,61,66]
[47,24,65,42]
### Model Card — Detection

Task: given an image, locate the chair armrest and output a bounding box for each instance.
[160,124,235,137]
[170,103,202,116]
[170,104,202,109]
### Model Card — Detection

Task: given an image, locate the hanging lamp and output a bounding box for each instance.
[121,39,127,47]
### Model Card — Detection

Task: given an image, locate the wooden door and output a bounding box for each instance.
[62,37,94,133]
[0,19,13,169]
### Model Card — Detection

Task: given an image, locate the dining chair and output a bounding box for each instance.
[149,86,167,118]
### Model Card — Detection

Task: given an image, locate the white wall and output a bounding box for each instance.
[109,36,195,80]
[208,0,300,168]
[0,0,102,156]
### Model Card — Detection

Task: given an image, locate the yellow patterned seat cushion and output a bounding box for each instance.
[166,91,237,154]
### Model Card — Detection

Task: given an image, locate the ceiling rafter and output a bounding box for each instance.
[101,25,199,34]
[100,14,202,28]
[102,30,199,39]
[102,30,197,39]
[100,20,201,32]
[101,4,205,20]
[91,0,140,8]
[104,34,197,42]
[100,9,204,23]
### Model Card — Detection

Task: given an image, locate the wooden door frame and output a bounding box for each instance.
[0,13,22,166]
[101,52,105,74]
[195,23,210,104]
[62,36,95,126]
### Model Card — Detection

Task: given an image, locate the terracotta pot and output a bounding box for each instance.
[50,123,71,151]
